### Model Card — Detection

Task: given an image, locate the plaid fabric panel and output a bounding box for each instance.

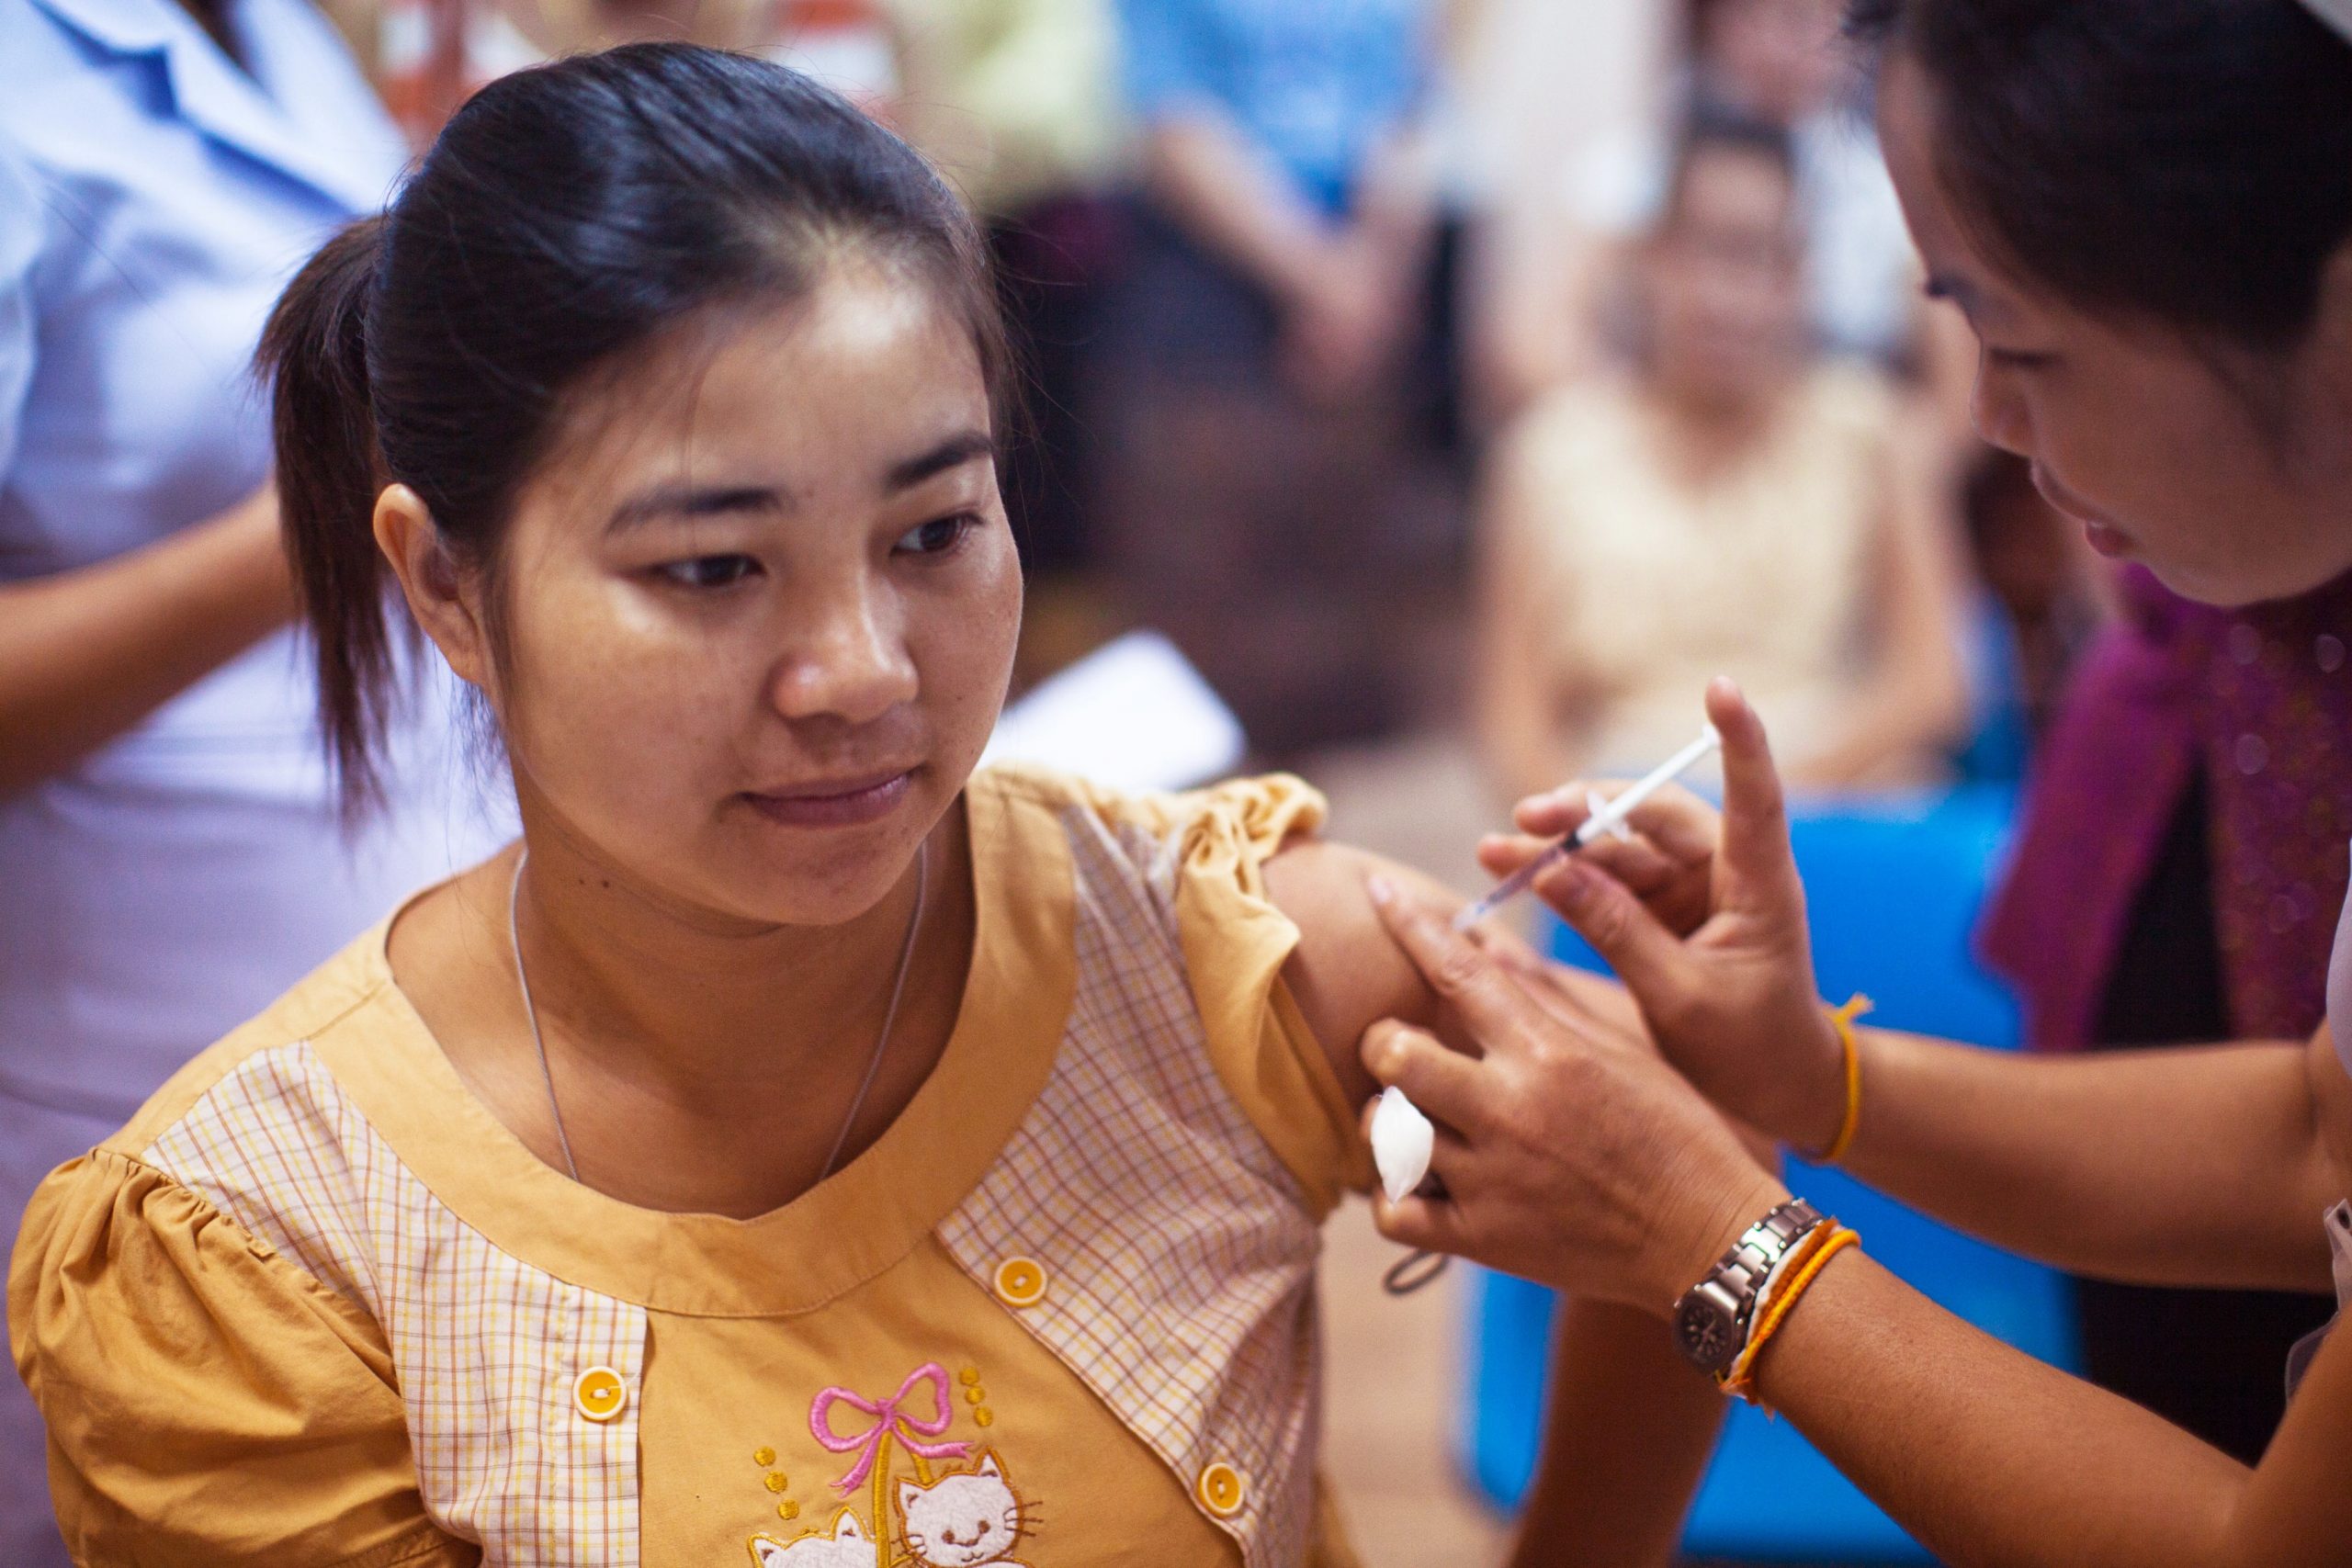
[935,806,1326,1568]
[145,1044,645,1566]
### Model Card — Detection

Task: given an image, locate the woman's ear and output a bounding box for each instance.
[374,484,492,691]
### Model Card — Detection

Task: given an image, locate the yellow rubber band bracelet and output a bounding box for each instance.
[1808,995,1872,1166]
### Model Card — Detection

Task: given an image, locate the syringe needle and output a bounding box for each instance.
[1452,725,1722,931]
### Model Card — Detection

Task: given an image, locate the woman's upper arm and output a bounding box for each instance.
[1263,838,1453,1111]
[10,1149,468,1567]
[2302,1025,2352,1216]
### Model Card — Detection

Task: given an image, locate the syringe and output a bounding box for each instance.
[1452,724,1723,931]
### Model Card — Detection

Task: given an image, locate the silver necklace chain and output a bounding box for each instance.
[505,841,931,1186]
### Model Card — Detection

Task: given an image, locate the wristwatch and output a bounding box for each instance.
[1672,1199,1826,1377]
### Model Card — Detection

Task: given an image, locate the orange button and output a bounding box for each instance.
[572,1366,628,1424]
[992,1256,1047,1308]
[1197,1461,1248,1518]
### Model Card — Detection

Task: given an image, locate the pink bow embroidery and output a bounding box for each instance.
[809,1362,972,1495]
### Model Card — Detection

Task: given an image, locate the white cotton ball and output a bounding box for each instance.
[1371,1085,1435,1206]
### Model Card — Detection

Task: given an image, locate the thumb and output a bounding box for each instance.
[1534,853,1689,1015]
[1706,678,1804,913]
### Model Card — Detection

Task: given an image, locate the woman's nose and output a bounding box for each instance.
[766,587,919,727]
[1970,357,2033,457]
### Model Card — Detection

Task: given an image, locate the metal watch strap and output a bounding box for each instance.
[1672,1199,1826,1376]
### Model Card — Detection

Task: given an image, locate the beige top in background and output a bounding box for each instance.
[1497,362,1901,780]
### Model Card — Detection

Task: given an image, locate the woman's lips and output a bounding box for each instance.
[2030,463,2133,558]
[2081,520,2132,559]
[741,769,914,829]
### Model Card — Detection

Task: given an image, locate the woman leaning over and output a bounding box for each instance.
[1356,2,2352,1564]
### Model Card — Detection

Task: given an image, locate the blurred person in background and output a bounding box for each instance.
[1480,0,1926,422]
[366,0,898,144]
[1091,0,1463,752]
[1476,111,1968,801]
[888,0,1124,604]
[0,0,497,1558]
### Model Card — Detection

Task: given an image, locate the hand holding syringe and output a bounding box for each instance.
[1374,724,1724,1280]
[1450,724,1724,931]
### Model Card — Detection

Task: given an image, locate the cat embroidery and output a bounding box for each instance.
[895,1450,1039,1567]
[747,1507,875,1568]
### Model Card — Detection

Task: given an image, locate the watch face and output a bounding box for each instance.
[1677,1296,1736,1371]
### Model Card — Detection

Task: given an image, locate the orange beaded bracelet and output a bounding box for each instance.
[1719,1224,1860,1405]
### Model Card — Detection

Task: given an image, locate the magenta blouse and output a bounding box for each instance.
[1981,568,2352,1049]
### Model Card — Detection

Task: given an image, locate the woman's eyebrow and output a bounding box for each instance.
[1922,272,1973,308]
[884,431,996,493]
[1923,271,2015,330]
[605,483,790,535]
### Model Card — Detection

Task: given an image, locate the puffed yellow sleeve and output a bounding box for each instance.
[1162,774,1377,1219]
[9,1148,472,1568]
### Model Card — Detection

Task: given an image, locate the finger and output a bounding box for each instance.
[1465,929,1601,1034]
[1478,831,1683,900]
[1706,677,1804,905]
[1366,875,1559,1053]
[1529,854,1690,1008]
[1476,831,1556,876]
[1561,836,1685,897]
[1499,774,1719,871]
[1359,1020,1490,1136]
[1468,920,1555,984]
[1372,1190,1476,1260]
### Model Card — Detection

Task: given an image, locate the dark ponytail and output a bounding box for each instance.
[1847,0,2352,350]
[258,216,400,807]
[257,44,1012,813]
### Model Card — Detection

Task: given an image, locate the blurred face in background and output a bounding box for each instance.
[1641,140,1807,415]
[1700,0,1846,125]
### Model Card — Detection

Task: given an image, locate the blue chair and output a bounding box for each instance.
[1461,785,2081,1563]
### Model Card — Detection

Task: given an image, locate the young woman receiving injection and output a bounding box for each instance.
[8,45,1713,1568]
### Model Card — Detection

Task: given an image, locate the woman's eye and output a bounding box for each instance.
[1985,345,2058,372]
[656,555,759,589]
[896,513,978,558]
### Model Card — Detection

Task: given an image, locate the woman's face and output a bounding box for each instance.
[1704,0,1845,125]
[1645,143,1806,410]
[1879,56,2352,608]
[475,261,1021,926]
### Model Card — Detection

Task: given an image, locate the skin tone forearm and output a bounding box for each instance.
[1511,1298,1725,1568]
[1142,111,1432,400]
[1474,446,1608,805]
[1816,1029,2340,1293]
[0,485,290,795]
[1750,1248,2352,1568]
[1141,114,1339,310]
[1473,504,1573,804]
